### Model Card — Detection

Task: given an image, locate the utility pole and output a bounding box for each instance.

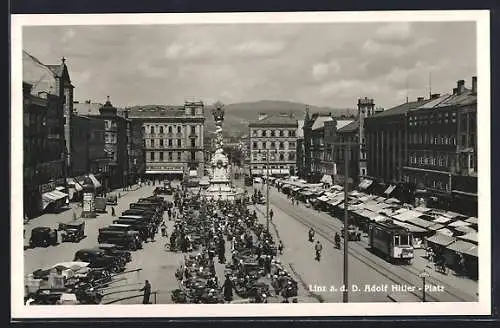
[266,149,270,233]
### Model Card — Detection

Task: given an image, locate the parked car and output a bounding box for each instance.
[95,197,107,213]
[98,226,143,251]
[58,219,85,243]
[73,248,125,273]
[98,243,132,263]
[253,177,263,184]
[29,227,58,248]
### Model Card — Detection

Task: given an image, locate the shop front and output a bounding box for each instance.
[39,179,68,213]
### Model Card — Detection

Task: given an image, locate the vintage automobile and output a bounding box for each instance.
[341,225,362,241]
[95,196,107,213]
[73,248,125,273]
[97,226,143,250]
[113,217,151,241]
[98,243,132,263]
[106,194,118,205]
[58,219,85,243]
[29,227,58,248]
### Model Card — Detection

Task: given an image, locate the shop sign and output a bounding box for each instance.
[39,182,56,194]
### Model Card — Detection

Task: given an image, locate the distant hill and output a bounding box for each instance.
[205,100,356,138]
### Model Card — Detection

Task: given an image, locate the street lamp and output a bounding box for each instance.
[258,148,272,233]
[331,141,360,303]
[419,271,430,302]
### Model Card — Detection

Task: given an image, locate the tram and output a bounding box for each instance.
[368,220,414,264]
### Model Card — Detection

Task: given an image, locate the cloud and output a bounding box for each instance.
[312,61,341,81]
[164,42,216,60]
[231,40,285,57]
[375,23,411,42]
[62,29,76,43]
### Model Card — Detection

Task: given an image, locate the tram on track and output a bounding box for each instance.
[368,220,414,264]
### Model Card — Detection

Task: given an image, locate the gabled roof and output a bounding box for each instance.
[336,119,354,130]
[249,115,298,126]
[311,116,333,131]
[23,50,58,96]
[371,99,432,118]
[414,89,476,111]
[46,64,64,77]
[337,119,359,133]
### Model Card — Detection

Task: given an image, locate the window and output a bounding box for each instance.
[289,142,295,148]
[150,139,155,147]
[461,135,467,147]
[177,152,182,161]
[159,139,164,147]
[279,153,284,161]
[159,152,164,161]
[290,130,296,137]
[270,130,275,137]
[160,126,164,134]
[191,152,196,161]
[191,126,196,135]
[451,136,456,145]
[191,139,196,148]
[469,134,475,146]
[177,126,181,134]
[168,152,173,161]
[258,130,263,137]
[289,152,295,160]
[150,152,155,161]
[253,142,258,149]
[151,126,154,134]
[177,139,182,147]
[279,130,284,137]
[168,139,173,147]
[452,112,457,123]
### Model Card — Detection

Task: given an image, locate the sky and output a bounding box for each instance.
[22,21,477,109]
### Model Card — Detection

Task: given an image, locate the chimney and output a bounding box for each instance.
[457,79,465,94]
[258,112,268,121]
[453,88,458,95]
[472,76,477,93]
[417,97,424,102]
[431,93,440,99]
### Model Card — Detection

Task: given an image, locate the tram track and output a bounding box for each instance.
[260,191,475,303]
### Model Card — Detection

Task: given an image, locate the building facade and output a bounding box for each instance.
[70,115,107,177]
[309,114,334,182]
[402,78,477,215]
[248,113,298,177]
[128,101,206,181]
[23,51,67,218]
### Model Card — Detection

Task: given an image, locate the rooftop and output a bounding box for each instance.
[249,115,298,127]
[370,99,432,118]
[23,50,58,96]
[336,119,354,130]
[413,89,476,111]
[337,119,359,133]
[311,116,333,131]
[127,105,187,118]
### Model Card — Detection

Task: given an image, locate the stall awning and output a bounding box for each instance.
[321,175,333,185]
[433,216,452,224]
[317,195,330,202]
[405,217,435,229]
[465,217,478,225]
[358,179,373,190]
[384,185,397,195]
[457,232,478,244]
[88,174,102,189]
[392,221,427,233]
[331,185,344,191]
[447,240,477,257]
[42,190,68,209]
[427,223,445,231]
[426,233,456,247]
[328,198,344,206]
[146,170,184,175]
[448,220,470,228]
[454,226,477,235]
[67,178,83,191]
[436,228,454,237]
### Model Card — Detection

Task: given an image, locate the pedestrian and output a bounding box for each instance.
[223,275,234,303]
[278,240,284,255]
[111,207,115,217]
[72,211,77,221]
[314,241,323,261]
[269,209,274,221]
[140,280,151,304]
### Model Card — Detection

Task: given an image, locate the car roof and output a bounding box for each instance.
[119,215,145,219]
[109,224,131,227]
[76,248,104,254]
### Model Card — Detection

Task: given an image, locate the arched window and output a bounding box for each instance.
[279,153,284,161]
[270,130,275,137]
[168,126,173,133]
[150,126,155,134]
[159,126,164,134]
[271,142,276,149]
[279,130,284,137]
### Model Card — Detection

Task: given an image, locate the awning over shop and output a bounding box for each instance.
[425,233,456,247]
[457,232,478,244]
[391,210,422,222]
[317,195,330,202]
[392,221,427,233]
[384,185,396,195]
[67,178,83,191]
[358,179,373,190]
[146,170,184,175]
[447,240,477,257]
[454,226,477,235]
[321,175,333,185]
[427,223,445,231]
[436,228,454,236]
[42,190,68,210]
[448,220,471,228]
[88,174,102,189]
[433,216,453,224]
[465,217,478,225]
[404,217,435,229]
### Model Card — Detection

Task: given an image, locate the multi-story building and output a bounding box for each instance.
[403,78,477,215]
[128,101,205,181]
[309,114,334,182]
[85,97,131,190]
[128,116,145,183]
[248,113,298,177]
[296,119,305,178]
[23,51,67,217]
[70,115,107,177]
[46,57,74,175]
